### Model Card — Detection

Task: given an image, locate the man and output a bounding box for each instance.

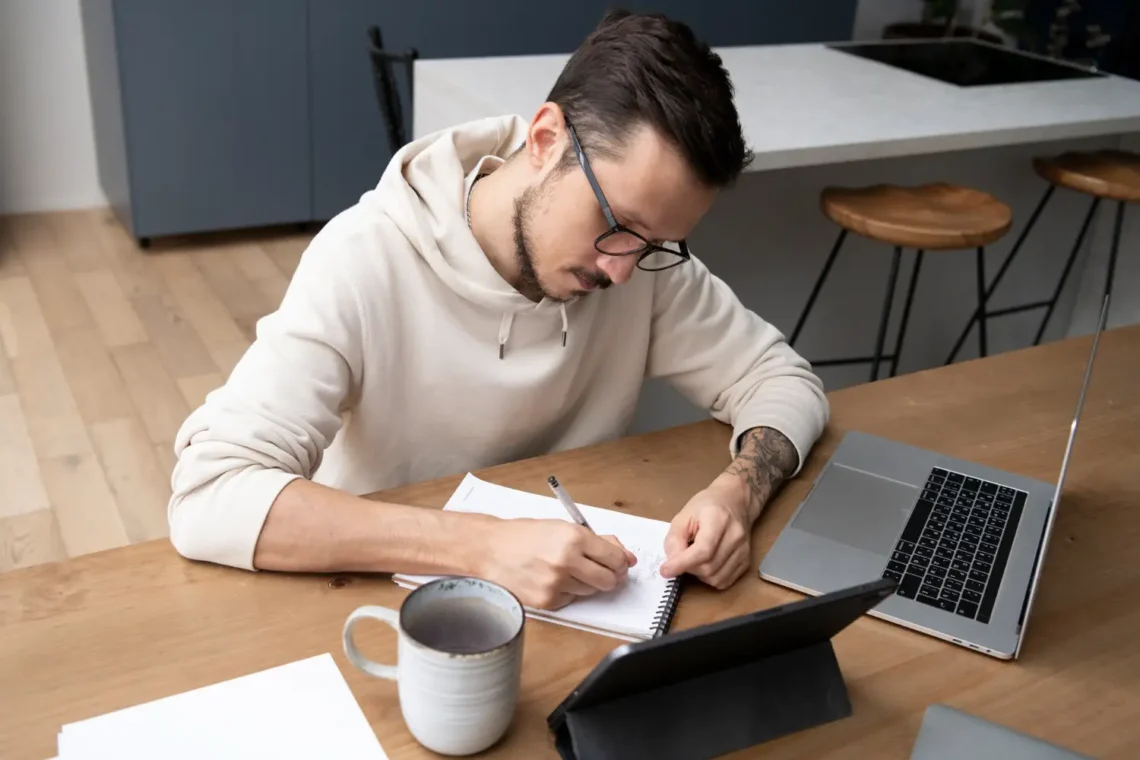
[168,10,828,610]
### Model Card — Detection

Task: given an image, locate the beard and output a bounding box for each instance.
[511,182,613,304]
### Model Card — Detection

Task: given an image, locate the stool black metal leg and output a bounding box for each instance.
[871,246,903,382]
[791,229,847,346]
[890,250,924,377]
[1033,195,1101,345]
[945,184,1056,364]
[975,247,988,358]
[1105,200,1125,298]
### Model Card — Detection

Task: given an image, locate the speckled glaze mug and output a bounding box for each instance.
[342,576,525,756]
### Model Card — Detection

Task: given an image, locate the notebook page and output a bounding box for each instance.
[55,654,387,760]
[395,474,675,640]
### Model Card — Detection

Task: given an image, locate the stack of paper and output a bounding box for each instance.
[53,653,388,759]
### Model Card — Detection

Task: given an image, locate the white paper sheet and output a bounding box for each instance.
[56,653,387,760]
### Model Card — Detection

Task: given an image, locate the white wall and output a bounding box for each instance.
[0,0,104,214]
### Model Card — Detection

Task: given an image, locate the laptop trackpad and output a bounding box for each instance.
[792,464,919,557]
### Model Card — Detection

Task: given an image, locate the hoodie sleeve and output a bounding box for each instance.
[645,254,828,475]
[167,224,368,570]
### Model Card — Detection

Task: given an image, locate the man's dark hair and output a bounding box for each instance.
[545,9,753,188]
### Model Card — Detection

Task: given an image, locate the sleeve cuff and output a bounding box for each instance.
[169,468,303,571]
[728,403,824,478]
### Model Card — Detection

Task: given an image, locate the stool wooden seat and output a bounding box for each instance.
[794,182,1012,383]
[821,183,1013,249]
[1033,149,1140,203]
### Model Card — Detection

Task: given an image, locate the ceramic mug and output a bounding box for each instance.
[342,576,525,756]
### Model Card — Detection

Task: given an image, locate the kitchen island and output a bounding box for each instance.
[412,39,1140,433]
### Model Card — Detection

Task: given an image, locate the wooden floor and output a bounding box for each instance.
[0,208,314,574]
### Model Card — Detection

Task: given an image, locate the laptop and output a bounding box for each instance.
[759,294,1110,659]
[909,704,1093,759]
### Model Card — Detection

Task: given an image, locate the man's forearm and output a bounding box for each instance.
[251,478,492,575]
[716,426,799,523]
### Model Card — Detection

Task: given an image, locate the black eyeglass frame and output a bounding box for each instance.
[565,119,691,272]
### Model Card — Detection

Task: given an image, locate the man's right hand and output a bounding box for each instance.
[475,517,637,610]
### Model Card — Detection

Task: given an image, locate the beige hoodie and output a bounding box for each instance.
[167,114,829,570]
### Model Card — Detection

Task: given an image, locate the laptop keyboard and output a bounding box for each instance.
[881,467,1025,624]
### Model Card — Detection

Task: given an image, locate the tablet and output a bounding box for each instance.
[547,577,897,759]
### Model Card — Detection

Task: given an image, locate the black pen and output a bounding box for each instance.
[547,475,594,533]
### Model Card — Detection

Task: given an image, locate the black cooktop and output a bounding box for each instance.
[828,38,1106,87]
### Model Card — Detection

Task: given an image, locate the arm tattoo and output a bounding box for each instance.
[724,427,799,515]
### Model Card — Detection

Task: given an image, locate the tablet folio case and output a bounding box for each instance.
[551,640,851,760]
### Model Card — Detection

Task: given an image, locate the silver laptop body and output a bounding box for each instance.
[909,704,1093,759]
[759,295,1109,659]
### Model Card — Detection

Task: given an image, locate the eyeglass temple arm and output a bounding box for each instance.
[566,122,618,229]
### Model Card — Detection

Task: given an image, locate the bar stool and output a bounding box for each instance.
[791,183,1012,382]
[946,149,1139,364]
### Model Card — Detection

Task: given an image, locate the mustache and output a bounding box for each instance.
[572,267,613,289]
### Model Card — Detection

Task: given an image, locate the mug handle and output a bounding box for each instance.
[343,605,399,681]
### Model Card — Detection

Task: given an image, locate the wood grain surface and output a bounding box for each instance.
[820,183,1013,249]
[1,325,1137,760]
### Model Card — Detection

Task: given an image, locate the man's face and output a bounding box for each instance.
[511,114,717,303]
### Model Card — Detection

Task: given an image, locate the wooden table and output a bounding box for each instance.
[2,326,1138,759]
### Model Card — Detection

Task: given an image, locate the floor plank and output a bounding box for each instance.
[193,248,273,340]
[151,251,250,376]
[7,213,56,251]
[75,270,149,348]
[40,451,129,557]
[90,210,167,298]
[51,211,107,274]
[53,324,137,426]
[0,276,53,359]
[0,219,25,279]
[0,337,13,397]
[0,510,67,573]
[17,244,91,338]
[10,349,93,460]
[0,208,313,571]
[176,372,224,411]
[0,394,51,518]
[90,417,171,543]
[130,291,218,379]
[154,443,176,483]
[258,236,307,278]
[112,342,190,446]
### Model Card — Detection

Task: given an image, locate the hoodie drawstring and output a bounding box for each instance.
[496,304,569,359]
[498,313,514,360]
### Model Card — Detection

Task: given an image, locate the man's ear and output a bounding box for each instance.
[525,102,568,172]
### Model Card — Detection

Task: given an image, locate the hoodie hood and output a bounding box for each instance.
[369,114,574,357]
[373,114,568,314]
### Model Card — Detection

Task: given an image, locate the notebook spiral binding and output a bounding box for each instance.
[650,577,684,637]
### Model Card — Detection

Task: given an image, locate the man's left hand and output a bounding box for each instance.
[658,426,800,589]
[659,479,753,589]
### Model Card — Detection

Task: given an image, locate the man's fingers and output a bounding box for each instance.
[661,526,723,578]
[584,533,634,573]
[600,534,638,567]
[706,546,750,590]
[663,519,693,558]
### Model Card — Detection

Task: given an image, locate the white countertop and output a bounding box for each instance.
[413,42,1140,171]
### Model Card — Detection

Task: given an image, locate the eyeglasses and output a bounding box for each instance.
[565,119,690,272]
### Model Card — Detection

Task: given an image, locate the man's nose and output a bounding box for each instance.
[597,254,638,285]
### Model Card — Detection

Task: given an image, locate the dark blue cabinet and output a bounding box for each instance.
[81,1,857,242]
[81,0,312,242]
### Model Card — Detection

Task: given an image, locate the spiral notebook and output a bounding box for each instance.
[393,473,683,642]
